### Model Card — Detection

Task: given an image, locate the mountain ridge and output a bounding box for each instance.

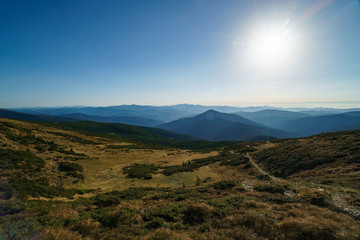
[158,109,295,141]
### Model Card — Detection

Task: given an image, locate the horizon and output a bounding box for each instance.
[6,101,360,110]
[1,1,360,108]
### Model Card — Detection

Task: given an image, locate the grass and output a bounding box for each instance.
[1,118,360,239]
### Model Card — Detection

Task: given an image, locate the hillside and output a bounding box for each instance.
[1,118,359,239]
[0,109,80,122]
[254,130,360,183]
[237,109,309,128]
[158,110,294,141]
[61,113,164,127]
[279,113,360,136]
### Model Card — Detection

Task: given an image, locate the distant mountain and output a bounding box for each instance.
[0,109,79,122]
[13,104,244,122]
[12,104,360,122]
[60,113,163,127]
[341,111,360,117]
[279,113,360,136]
[158,110,294,141]
[299,108,360,116]
[236,109,309,128]
[10,104,284,122]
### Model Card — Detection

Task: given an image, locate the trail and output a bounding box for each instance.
[245,152,278,182]
[246,141,360,222]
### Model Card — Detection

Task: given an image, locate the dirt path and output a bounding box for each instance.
[245,152,279,181]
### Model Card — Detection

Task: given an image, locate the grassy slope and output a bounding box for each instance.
[254,130,360,188]
[0,118,359,240]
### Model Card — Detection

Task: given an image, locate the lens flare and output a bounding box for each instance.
[244,20,297,72]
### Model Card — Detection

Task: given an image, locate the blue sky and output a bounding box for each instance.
[1,0,360,108]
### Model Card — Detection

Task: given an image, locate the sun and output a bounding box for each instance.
[245,23,296,71]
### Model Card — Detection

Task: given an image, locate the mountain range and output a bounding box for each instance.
[3,105,360,141]
[13,104,360,122]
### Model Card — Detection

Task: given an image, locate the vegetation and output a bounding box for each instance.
[0,118,360,239]
[123,164,158,179]
[254,130,360,188]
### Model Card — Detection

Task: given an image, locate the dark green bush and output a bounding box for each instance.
[254,184,285,194]
[212,180,236,190]
[0,200,24,216]
[102,207,136,228]
[145,217,165,229]
[0,149,45,172]
[92,188,155,207]
[183,203,212,224]
[142,203,186,222]
[220,156,248,166]
[58,162,83,172]
[10,177,78,199]
[123,163,158,179]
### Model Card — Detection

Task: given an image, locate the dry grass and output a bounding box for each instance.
[0,118,219,191]
[72,219,101,238]
[141,228,191,240]
[48,207,79,221]
[40,228,89,240]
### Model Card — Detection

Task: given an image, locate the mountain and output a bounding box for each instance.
[158,110,294,141]
[12,104,244,122]
[12,104,360,122]
[60,113,163,127]
[0,109,80,122]
[236,109,309,128]
[341,111,360,117]
[279,113,360,136]
[299,108,360,116]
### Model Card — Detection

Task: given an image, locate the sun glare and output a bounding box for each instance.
[245,21,297,71]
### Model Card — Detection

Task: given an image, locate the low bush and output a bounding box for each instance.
[142,203,187,222]
[72,219,100,238]
[183,203,212,224]
[10,176,79,199]
[92,188,155,207]
[123,163,158,179]
[212,180,236,190]
[0,149,45,172]
[0,200,24,216]
[58,162,83,172]
[102,207,137,228]
[254,184,285,194]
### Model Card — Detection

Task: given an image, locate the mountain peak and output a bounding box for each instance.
[200,109,219,121]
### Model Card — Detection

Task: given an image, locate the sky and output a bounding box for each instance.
[1,0,360,108]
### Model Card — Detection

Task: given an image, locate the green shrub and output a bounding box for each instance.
[92,188,155,207]
[0,200,24,216]
[145,217,165,229]
[220,156,248,166]
[254,184,285,194]
[102,207,137,228]
[123,163,158,179]
[183,203,212,224]
[10,176,79,199]
[0,149,45,172]
[142,203,186,222]
[212,180,236,190]
[58,162,83,172]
